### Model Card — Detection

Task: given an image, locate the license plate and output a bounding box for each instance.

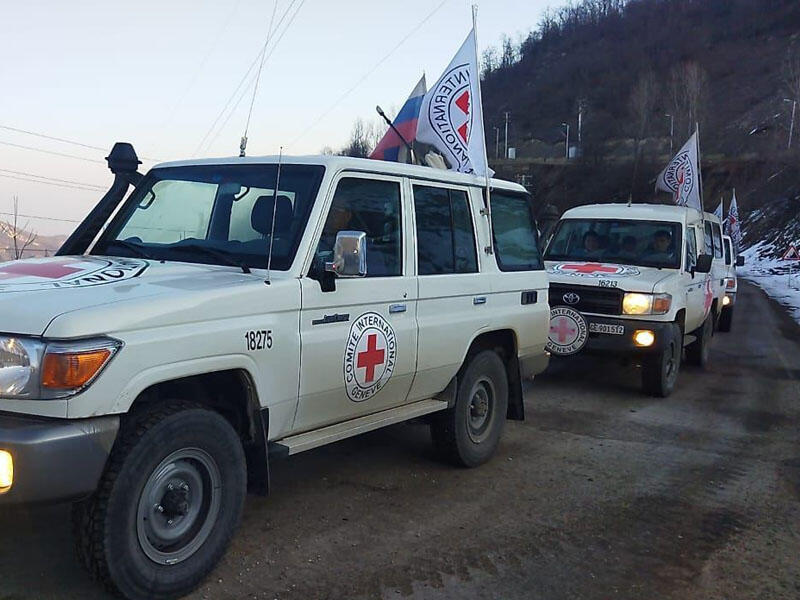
[589,322,624,335]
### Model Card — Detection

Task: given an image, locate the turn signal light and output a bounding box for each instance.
[42,349,112,390]
[633,330,656,348]
[0,450,13,492]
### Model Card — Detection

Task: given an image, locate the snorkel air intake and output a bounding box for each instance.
[57,142,143,256]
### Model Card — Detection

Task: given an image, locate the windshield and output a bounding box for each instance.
[93,164,325,270]
[545,218,683,269]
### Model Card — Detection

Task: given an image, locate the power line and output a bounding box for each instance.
[242,0,279,150]
[207,0,307,156]
[0,124,162,162]
[0,173,103,192]
[0,139,105,164]
[0,211,80,223]
[194,0,304,157]
[0,168,105,192]
[290,0,449,148]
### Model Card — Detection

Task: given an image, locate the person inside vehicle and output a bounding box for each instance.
[577,230,604,259]
[645,229,675,263]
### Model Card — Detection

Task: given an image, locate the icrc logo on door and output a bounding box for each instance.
[344,312,397,402]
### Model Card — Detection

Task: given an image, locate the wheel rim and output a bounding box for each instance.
[136,448,222,565]
[467,378,496,444]
[664,340,679,384]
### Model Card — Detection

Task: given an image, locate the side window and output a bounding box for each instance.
[414,186,477,275]
[704,222,713,256]
[686,227,697,270]
[723,238,732,265]
[491,191,543,271]
[712,223,723,258]
[316,178,402,277]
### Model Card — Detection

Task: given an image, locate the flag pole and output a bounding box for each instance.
[473,4,494,255]
[696,122,704,214]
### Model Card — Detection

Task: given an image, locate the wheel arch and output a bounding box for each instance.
[458,329,524,421]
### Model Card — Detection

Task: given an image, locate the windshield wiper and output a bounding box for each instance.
[170,243,251,274]
[103,239,155,260]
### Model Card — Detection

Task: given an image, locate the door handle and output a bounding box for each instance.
[389,303,407,314]
[473,296,487,305]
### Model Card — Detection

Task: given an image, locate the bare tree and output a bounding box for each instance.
[669,61,708,137]
[341,119,372,158]
[785,43,800,104]
[0,196,38,260]
[629,71,658,195]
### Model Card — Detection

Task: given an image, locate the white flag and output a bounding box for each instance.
[713,200,723,220]
[656,132,701,210]
[727,189,742,251]
[416,29,493,178]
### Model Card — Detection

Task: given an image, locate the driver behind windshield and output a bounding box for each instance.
[644,229,675,264]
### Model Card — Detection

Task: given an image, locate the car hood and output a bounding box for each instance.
[545,260,676,293]
[0,255,277,337]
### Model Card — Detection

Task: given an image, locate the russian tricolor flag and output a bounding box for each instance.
[369,75,426,163]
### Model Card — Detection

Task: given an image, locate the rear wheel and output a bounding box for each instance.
[431,350,509,467]
[73,401,246,600]
[686,314,713,368]
[642,323,682,397]
[718,306,733,332]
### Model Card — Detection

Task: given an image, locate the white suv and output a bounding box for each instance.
[0,144,550,600]
[544,203,718,397]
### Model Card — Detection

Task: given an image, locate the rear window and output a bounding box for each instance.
[490,191,543,271]
[712,222,723,258]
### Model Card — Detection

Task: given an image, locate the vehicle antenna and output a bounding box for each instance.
[265,147,283,284]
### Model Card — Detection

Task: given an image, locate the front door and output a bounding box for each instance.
[296,174,417,432]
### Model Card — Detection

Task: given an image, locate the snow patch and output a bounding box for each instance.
[740,241,800,323]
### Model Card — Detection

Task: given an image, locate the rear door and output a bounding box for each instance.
[407,181,486,402]
[296,173,418,432]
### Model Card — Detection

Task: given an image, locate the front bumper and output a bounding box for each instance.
[581,315,674,354]
[0,413,118,505]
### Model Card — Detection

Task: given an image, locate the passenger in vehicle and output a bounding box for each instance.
[577,230,604,259]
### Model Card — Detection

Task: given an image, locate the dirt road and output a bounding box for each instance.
[1,281,798,600]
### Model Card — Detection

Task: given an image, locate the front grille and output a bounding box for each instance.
[549,283,623,315]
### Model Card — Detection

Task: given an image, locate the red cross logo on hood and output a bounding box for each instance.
[560,263,620,275]
[0,260,84,280]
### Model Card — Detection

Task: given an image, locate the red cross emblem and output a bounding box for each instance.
[560,263,620,275]
[0,261,84,280]
[357,333,385,384]
[550,316,577,344]
[454,90,470,143]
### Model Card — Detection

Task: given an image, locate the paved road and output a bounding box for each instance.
[1,281,798,600]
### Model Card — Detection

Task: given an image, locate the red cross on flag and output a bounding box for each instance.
[656,131,702,211]
[415,28,493,178]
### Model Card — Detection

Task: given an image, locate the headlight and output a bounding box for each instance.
[0,336,121,400]
[0,337,45,398]
[622,293,672,316]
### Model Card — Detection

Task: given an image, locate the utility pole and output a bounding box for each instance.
[665,113,674,155]
[562,122,570,159]
[784,99,797,149]
[493,126,500,159]
[504,111,510,159]
[577,100,585,146]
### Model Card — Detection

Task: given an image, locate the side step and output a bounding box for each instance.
[271,399,448,457]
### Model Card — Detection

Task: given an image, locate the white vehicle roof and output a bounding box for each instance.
[153,155,528,194]
[559,202,706,224]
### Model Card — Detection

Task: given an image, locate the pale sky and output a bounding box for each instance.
[0,0,553,235]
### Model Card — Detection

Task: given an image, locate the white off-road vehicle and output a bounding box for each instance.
[718,234,744,332]
[0,144,550,600]
[543,203,719,397]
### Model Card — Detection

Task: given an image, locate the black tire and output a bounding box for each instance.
[431,350,509,467]
[685,314,713,368]
[642,323,682,397]
[73,401,246,600]
[718,306,733,332]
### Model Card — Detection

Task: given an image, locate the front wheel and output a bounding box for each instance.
[718,306,733,332]
[431,350,509,467]
[686,314,713,368]
[642,323,682,397]
[73,401,246,600]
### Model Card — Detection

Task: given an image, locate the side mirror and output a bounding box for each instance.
[694,254,713,274]
[325,231,367,278]
[736,256,745,267]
